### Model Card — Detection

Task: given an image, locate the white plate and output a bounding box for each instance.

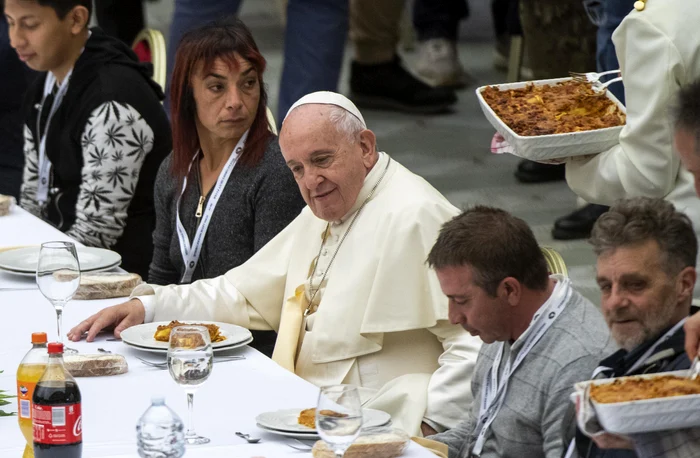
[120,321,253,352]
[0,246,122,274]
[255,408,391,434]
[256,423,321,439]
[475,77,626,161]
[123,335,253,354]
[0,260,122,277]
[576,370,700,434]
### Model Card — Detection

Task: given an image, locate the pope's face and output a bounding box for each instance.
[675,128,700,197]
[5,0,81,73]
[279,105,376,221]
[596,240,690,351]
[436,264,511,344]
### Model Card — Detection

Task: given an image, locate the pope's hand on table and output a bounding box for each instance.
[67,298,145,342]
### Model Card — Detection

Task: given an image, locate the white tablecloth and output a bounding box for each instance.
[0,208,437,457]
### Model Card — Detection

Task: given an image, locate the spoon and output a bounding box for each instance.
[235,431,261,444]
[689,355,700,380]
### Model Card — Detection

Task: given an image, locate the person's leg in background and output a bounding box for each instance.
[165,0,244,111]
[513,0,597,185]
[550,0,634,240]
[348,0,457,114]
[94,0,145,45]
[277,0,349,122]
[412,0,471,89]
[0,16,35,199]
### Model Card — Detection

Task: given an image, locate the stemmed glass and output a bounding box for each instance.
[36,241,80,350]
[167,326,213,445]
[316,385,363,457]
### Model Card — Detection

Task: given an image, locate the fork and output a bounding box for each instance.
[689,355,700,380]
[569,69,620,84]
[136,355,245,368]
[589,76,624,95]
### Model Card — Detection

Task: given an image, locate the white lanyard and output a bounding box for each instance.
[471,277,573,457]
[35,70,73,203]
[563,317,688,458]
[175,130,248,283]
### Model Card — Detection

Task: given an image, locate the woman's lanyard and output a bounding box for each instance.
[471,278,573,456]
[175,130,248,283]
[35,70,73,204]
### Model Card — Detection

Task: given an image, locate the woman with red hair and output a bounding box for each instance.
[150,18,305,356]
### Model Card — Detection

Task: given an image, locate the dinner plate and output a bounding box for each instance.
[255,408,391,434]
[123,335,254,354]
[0,260,122,277]
[120,321,253,352]
[0,246,122,274]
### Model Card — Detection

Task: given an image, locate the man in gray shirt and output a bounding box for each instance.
[426,206,616,458]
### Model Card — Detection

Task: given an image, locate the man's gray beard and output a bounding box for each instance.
[612,295,679,352]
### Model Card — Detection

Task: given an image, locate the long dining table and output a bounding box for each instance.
[0,207,437,457]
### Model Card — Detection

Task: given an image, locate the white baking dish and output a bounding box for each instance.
[475,77,626,162]
[574,370,700,435]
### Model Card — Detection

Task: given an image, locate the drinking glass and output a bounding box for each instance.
[167,326,213,445]
[36,241,80,349]
[316,385,363,457]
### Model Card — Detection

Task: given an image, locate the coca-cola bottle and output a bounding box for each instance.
[32,342,82,458]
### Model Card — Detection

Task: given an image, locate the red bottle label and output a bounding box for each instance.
[33,403,82,444]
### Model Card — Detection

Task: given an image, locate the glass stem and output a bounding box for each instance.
[54,303,64,344]
[186,392,196,437]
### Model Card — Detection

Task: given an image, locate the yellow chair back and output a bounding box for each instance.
[541,246,568,276]
[132,29,167,93]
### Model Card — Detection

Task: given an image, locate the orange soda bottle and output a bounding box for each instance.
[17,332,48,458]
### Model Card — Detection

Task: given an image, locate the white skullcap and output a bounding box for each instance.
[284,91,366,128]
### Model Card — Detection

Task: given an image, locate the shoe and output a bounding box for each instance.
[552,204,609,240]
[514,159,566,183]
[350,56,457,114]
[415,38,473,89]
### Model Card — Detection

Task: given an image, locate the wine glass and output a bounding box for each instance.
[36,241,80,350]
[167,326,213,445]
[316,385,363,457]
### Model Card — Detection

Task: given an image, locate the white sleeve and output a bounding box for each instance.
[65,101,154,248]
[424,321,481,432]
[565,15,683,204]
[18,124,42,217]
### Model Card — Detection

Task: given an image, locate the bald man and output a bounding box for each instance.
[68,92,481,436]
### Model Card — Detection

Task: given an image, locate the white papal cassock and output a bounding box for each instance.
[132,152,482,434]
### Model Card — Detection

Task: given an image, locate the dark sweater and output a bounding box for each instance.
[19,27,171,277]
[148,137,306,356]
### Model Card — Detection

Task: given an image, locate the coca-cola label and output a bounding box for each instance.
[33,403,82,444]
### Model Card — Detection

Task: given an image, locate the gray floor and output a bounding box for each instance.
[143,0,600,304]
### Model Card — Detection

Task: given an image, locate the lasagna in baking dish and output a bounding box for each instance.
[480,81,626,136]
[590,375,700,403]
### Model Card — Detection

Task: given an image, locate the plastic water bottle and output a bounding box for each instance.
[136,397,185,458]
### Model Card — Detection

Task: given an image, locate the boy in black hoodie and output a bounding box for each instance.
[4,0,171,277]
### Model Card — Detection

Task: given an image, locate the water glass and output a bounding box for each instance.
[316,385,363,457]
[36,241,80,347]
[167,326,213,445]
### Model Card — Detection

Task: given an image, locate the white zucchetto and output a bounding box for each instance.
[284,91,366,128]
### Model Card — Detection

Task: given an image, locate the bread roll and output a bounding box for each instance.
[0,195,14,216]
[312,428,409,458]
[73,272,142,300]
[64,354,128,377]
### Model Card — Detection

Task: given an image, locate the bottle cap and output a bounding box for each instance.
[47,342,64,354]
[32,332,48,344]
[151,396,165,405]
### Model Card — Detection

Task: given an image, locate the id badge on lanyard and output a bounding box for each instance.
[471,278,573,456]
[36,70,73,204]
[175,129,249,283]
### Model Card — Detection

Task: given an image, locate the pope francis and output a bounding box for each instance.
[68,91,481,435]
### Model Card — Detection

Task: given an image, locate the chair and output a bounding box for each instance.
[266,107,278,135]
[132,28,167,92]
[541,246,568,276]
